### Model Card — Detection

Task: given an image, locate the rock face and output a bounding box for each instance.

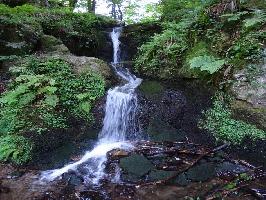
[231,53,266,130]
[0,22,42,56]
[138,80,214,144]
[120,23,162,61]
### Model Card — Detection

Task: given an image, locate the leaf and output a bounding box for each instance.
[76,93,90,100]
[189,55,225,74]
[44,95,59,107]
[38,86,57,94]
[244,17,264,28]
[19,92,36,105]
[79,101,91,113]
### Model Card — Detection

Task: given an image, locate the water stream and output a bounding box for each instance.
[40,27,142,185]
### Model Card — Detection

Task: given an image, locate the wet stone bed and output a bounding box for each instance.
[1,141,266,200]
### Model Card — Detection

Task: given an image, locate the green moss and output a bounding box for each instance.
[139,80,164,98]
[199,93,266,144]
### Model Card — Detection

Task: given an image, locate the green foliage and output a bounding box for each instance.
[228,33,263,63]
[0,135,33,164]
[199,93,266,144]
[0,57,105,164]
[243,11,266,30]
[0,3,115,36]
[188,55,225,74]
[186,42,225,75]
[134,22,190,79]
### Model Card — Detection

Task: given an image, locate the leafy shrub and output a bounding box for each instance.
[227,33,263,63]
[134,22,190,79]
[199,93,266,144]
[243,11,266,30]
[0,135,33,164]
[0,57,105,163]
[188,55,225,74]
[186,42,225,75]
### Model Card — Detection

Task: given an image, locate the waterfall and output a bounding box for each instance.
[39,27,142,185]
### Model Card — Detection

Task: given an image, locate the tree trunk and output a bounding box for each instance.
[69,0,77,9]
[111,4,117,19]
[117,4,123,21]
[88,0,96,13]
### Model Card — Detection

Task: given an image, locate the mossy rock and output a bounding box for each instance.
[40,35,69,53]
[0,23,42,56]
[139,80,164,99]
[231,100,266,131]
[58,55,113,85]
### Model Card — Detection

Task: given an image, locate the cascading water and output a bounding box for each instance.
[40,27,142,185]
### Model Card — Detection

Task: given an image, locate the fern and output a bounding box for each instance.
[0,135,32,164]
[243,11,266,29]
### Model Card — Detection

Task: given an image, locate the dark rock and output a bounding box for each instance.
[120,154,155,181]
[120,22,162,61]
[160,90,187,126]
[147,118,186,142]
[174,173,191,186]
[108,149,129,160]
[216,161,248,175]
[0,23,42,56]
[186,162,216,182]
[148,170,176,181]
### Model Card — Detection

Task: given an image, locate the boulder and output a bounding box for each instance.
[41,54,114,86]
[0,23,42,56]
[62,55,114,85]
[120,154,155,181]
[230,57,266,130]
[40,35,69,54]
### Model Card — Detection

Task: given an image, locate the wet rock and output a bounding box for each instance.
[160,90,187,126]
[6,171,25,179]
[120,154,155,181]
[216,161,248,176]
[148,170,176,181]
[147,118,186,142]
[186,162,216,182]
[108,149,129,160]
[174,173,191,186]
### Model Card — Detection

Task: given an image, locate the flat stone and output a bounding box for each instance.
[120,154,155,179]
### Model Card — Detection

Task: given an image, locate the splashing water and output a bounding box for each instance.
[39,27,142,185]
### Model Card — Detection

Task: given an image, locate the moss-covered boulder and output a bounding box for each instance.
[40,34,69,53]
[49,54,114,86]
[0,21,42,56]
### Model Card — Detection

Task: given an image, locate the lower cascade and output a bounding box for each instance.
[40,27,142,184]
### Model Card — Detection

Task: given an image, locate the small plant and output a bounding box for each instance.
[199,93,266,144]
[0,135,33,164]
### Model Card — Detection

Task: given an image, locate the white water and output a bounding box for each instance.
[40,27,142,185]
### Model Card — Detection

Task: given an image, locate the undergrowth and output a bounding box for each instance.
[199,93,266,144]
[0,57,105,164]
